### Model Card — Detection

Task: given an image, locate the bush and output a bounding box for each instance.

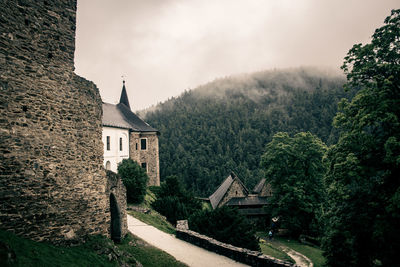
[117,159,148,203]
[151,176,201,224]
[188,206,260,251]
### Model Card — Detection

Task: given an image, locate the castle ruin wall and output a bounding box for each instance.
[0,0,119,244]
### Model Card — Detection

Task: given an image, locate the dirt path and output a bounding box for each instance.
[279,245,313,267]
[127,215,248,267]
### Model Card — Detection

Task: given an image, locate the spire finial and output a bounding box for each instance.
[122,75,126,85]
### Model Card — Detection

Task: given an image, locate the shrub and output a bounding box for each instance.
[151,176,201,224]
[117,159,148,203]
[188,206,260,251]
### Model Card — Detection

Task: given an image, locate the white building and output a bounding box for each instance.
[101,82,160,186]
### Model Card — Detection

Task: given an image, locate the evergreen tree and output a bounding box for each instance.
[152,176,202,224]
[323,9,400,267]
[144,68,352,196]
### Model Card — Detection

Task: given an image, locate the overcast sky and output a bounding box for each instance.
[74,0,398,111]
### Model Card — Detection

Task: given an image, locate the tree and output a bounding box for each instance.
[323,9,400,267]
[188,206,260,251]
[144,69,350,197]
[260,132,327,237]
[117,159,148,204]
[152,176,202,224]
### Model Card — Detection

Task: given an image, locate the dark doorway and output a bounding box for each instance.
[110,193,121,242]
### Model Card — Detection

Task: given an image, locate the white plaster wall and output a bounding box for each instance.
[102,126,130,173]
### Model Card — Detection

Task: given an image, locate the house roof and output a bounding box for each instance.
[226,195,269,206]
[252,178,266,194]
[208,172,249,209]
[102,82,158,133]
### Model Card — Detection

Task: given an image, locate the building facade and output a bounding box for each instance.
[102,82,160,186]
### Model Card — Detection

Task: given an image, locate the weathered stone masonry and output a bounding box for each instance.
[129,132,160,186]
[0,0,126,243]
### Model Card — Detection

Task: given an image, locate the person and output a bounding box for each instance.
[268,230,273,240]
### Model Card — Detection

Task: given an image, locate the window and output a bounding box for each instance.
[105,161,111,170]
[119,137,122,151]
[140,138,147,150]
[106,136,110,151]
[141,162,147,172]
[136,143,138,150]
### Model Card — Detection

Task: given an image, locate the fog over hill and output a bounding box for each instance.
[144,67,354,196]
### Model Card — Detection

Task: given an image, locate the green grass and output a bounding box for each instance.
[276,237,326,267]
[128,188,176,235]
[259,239,294,263]
[256,232,326,267]
[0,230,117,267]
[117,233,187,267]
[0,229,187,267]
[128,209,176,234]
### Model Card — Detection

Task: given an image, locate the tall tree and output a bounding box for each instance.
[260,132,327,237]
[323,9,400,267]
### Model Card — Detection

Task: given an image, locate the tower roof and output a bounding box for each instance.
[119,80,131,109]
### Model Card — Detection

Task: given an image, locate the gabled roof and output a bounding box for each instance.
[102,82,158,133]
[208,172,249,209]
[252,178,266,194]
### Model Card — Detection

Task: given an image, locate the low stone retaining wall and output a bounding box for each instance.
[175,221,294,267]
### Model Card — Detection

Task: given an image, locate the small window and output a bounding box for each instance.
[119,137,122,151]
[141,162,147,172]
[106,136,110,151]
[136,143,138,150]
[140,138,147,150]
[105,161,111,170]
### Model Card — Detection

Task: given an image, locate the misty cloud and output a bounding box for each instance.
[74,0,398,111]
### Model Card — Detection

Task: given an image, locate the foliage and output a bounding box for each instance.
[260,132,327,237]
[151,176,202,224]
[322,9,400,267]
[144,68,353,196]
[188,206,260,251]
[118,159,148,204]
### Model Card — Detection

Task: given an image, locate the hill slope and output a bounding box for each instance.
[144,67,354,196]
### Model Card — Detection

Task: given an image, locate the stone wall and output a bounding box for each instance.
[175,222,293,267]
[0,0,112,244]
[219,179,247,208]
[129,132,160,186]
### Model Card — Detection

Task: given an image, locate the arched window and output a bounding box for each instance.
[105,161,111,170]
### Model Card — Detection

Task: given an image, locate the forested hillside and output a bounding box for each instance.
[144,67,354,196]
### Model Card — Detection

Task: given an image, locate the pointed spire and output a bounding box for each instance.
[119,80,131,110]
